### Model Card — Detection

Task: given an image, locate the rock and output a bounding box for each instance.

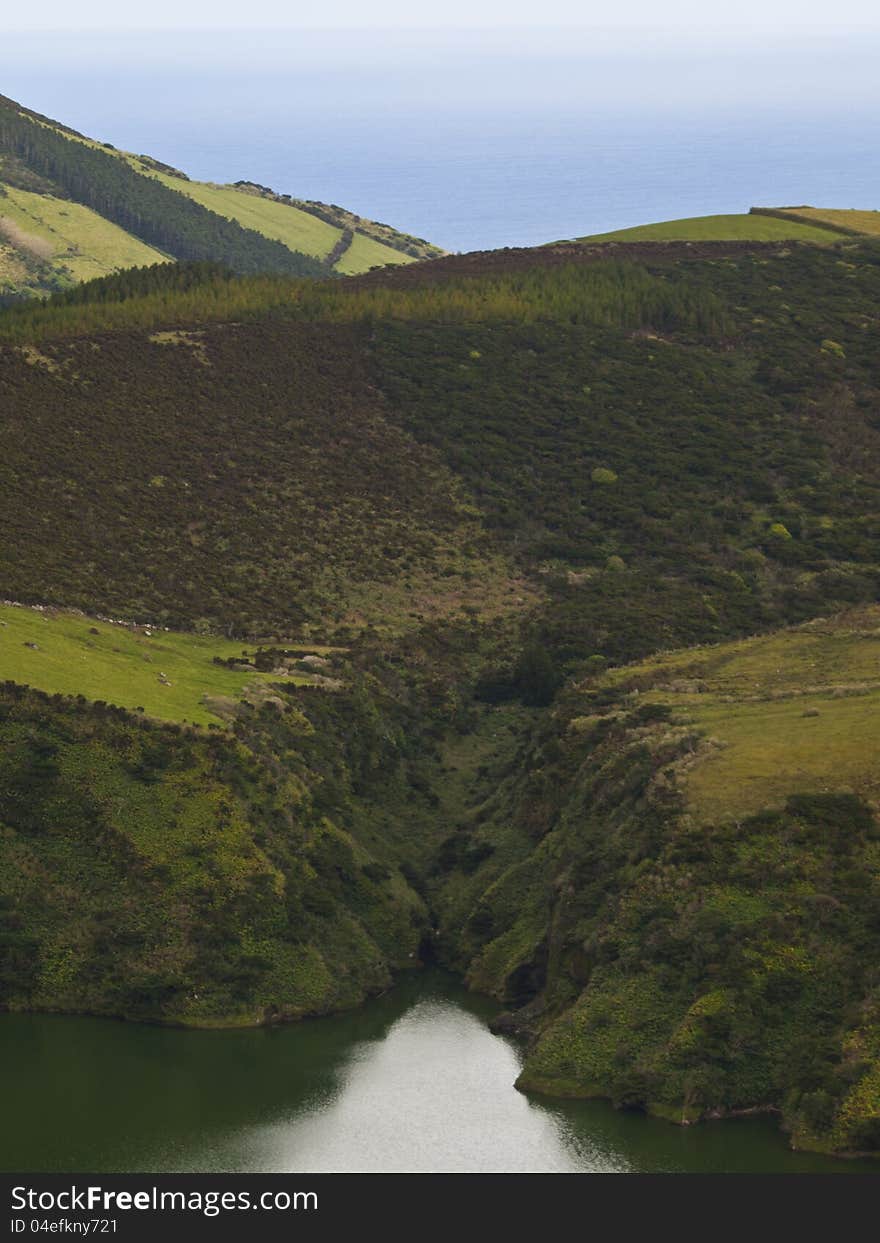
[489,1011,522,1035]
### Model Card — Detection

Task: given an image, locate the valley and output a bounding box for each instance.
[1,97,880,1159]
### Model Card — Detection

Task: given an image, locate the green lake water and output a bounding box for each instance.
[1,971,875,1173]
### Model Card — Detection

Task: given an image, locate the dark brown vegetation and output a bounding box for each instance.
[346,238,796,289]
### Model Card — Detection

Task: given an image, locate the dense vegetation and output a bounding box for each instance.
[0,679,429,1024]
[439,608,880,1154]
[2,228,880,1155]
[0,252,729,343]
[0,319,527,635]
[40,259,235,306]
[4,236,880,659]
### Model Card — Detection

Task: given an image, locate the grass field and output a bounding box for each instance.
[573,212,847,244]
[764,207,880,236]
[599,607,880,823]
[335,229,414,273]
[0,604,324,726]
[0,186,166,282]
[145,170,414,271]
[146,172,341,259]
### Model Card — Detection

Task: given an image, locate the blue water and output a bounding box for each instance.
[1,29,879,251]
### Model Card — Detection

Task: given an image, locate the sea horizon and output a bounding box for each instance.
[2,27,879,253]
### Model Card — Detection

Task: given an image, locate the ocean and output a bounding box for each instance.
[1,28,878,252]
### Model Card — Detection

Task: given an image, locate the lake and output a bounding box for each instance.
[1,29,879,252]
[1,970,873,1173]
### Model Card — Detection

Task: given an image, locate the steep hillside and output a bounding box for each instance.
[0,93,440,298]
[0,677,429,1026]
[0,182,166,285]
[126,167,438,272]
[439,607,880,1155]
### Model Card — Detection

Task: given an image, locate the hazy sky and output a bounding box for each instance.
[6,1,880,30]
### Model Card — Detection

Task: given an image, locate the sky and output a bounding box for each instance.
[6,1,880,31]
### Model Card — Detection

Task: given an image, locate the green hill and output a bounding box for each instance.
[570,211,851,244]
[1,229,880,1155]
[122,164,440,271]
[0,93,442,300]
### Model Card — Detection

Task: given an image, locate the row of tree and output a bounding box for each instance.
[0,255,730,343]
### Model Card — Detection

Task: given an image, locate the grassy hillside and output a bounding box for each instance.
[0,604,334,725]
[138,169,418,272]
[335,229,416,274]
[0,92,441,298]
[0,184,166,290]
[573,212,848,244]
[0,96,327,281]
[598,609,880,823]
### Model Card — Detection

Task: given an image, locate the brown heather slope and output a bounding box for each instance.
[346,239,796,290]
[0,320,526,637]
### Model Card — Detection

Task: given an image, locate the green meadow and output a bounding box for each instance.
[145,172,341,259]
[0,185,166,282]
[144,170,415,271]
[763,207,880,236]
[573,212,846,244]
[334,229,414,273]
[0,604,316,725]
[599,608,880,823]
